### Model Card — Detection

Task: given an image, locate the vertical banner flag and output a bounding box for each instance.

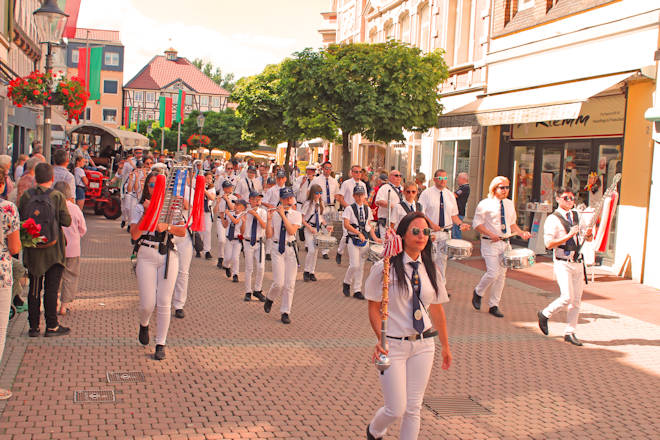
[77,47,102,100]
[159,97,173,128]
[124,106,132,127]
[136,106,141,132]
[175,89,186,123]
[61,0,82,39]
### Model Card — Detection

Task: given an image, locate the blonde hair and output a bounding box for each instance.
[488,176,510,198]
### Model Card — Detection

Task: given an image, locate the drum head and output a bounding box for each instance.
[446,239,472,249]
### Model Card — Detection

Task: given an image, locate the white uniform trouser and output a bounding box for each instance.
[474,239,509,308]
[303,229,319,274]
[216,218,226,259]
[542,260,584,334]
[343,240,368,293]
[125,194,138,224]
[265,238,273,257]
[136,246,179,345]
[244,240,265,293]
[432,231,450,281]
[121,193,131,222]
[337,226,348,255]
[267,245,297,314]
[202,212,213,253]
[172,234,193,310]
[369,338,435,440]
[223,239,242,276]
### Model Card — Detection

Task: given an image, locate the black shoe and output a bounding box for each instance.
[44,325,71,337]
[564,333,583,346]
[138,325,149,345]
[366,424,382,440]
[195,251,201,258]
[322,254,329,260]
[225,267,231,278]
[265,254,271,261]
[120,220,126,228]
[489,306,504,318]
[281,313,291,324]
[232,274,239,283]
[343,282,351,297]
[216,258,224,268]
[154,344,166,360]
[303,271,310,282]
[538,311,549,335]
[174,309,185,319]
[205,252,213,260]
[309,273,318,282]
[472,290,481,310]
[264,299,273,313]
[353,292,365,300]
[253,291,266,302]
[335,253,342,265]
[244,292,252,302]
[28,328,40,338]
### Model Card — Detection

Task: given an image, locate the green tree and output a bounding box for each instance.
[182,109,257,156]
[192,58,237,93]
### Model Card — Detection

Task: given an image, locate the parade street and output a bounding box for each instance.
[0,216,658,440]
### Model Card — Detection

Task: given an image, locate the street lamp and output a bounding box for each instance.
[196,113,206,134]
[33,0,68,164]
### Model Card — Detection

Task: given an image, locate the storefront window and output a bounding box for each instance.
[540,146,562,205]
[563,142,592,206]
[597,143,622,258]
[512,145,535,230]
[435,139,471,190]
[392,144,408,176]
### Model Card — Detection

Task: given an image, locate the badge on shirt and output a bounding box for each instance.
[414,309,423,320]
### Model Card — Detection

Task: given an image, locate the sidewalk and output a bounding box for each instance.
[0,216,658,439]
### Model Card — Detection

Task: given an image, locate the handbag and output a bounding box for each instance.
[192,231,204,252]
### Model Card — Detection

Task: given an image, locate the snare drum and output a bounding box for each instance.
[314,234,337,250]
[501,248,536,269]
[442,239,473,260]
[367,241,384,262]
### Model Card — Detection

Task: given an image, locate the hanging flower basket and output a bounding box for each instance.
[7,71,89,123]
[187,134,211,149]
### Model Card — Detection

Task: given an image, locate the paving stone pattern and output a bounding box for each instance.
[0,216,659,439]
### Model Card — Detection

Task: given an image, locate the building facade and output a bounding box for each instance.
[123,48,230,127]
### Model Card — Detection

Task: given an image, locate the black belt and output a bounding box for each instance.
[140,241,159,249]
[273,241,296,247]
[556,255,582,263]
[387,330,438,341]
[481,235,509,242]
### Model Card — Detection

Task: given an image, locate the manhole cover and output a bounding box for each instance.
[106,371,145,383]
[423,396,490,417]
[74,390,116,403]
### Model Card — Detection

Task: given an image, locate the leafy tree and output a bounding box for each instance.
[192,58,237,93]
[181,109,257,156]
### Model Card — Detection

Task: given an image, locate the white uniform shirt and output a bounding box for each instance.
[342,203,373,233]
[375,184,404,220]
[235,176,258,200]
[339,178,366,207]
[472,197,517,237]
[392,200,422,227]
[263,184,285,207]
[311,174,339,206]
[130,203,145,225]
[294,175,315,204]
[419,186,458,229]
[301,200,325,230]
[271,209,302,243]
[364,253,448,337]
[215,193,237,217]
[544,208,584,260]
[244,206,267,241]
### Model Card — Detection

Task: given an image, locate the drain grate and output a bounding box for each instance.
[106,371,145,383]
[74,390,116,403]
[423,396,490,417]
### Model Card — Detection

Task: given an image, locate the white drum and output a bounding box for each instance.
[314,234,337,250]
[367,241,384,262]
[441,239,473,260]
[501,247,536,269]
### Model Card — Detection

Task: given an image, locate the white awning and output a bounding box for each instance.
[438,72,636,128]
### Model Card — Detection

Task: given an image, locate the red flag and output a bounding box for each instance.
[165,97,173,128]
[78,47,88,87]
[189,176,206,232]
[63,0,82,39]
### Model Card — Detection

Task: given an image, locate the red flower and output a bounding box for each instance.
[33,89,39,95]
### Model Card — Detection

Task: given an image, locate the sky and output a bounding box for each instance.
[76,0,328,83]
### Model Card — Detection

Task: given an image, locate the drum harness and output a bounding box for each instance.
[347,203,370,247]
[552,210,589,284]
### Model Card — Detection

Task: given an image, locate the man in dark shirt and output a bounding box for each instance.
[453,172,470,239]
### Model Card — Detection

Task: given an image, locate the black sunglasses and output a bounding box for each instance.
[405,190,417,194]
[411,227,431,237]
[561,196,575,201]
[498,186,510,190]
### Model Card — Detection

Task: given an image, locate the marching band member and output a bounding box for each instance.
[198,172,216,260]
[311,161,340,259]
[214,180,236,268]
[263,187,302,325]
[374,170,403,238]
[301,184,327,282]
[130,172,186,360]
[538,187,593,346]
[241,191,267,302]
[472,176,531,318]
[294,165,316,209]
[235,166,259,200]
[365,212,451,440]
[222,198,247,283]
[256,163,268,191]
[214,161,236,192]
[419,169,470,279]
[126,157,152,233]
[335,165,367,264]
[392,182,423,228]
[342,185,381,300]
[262,169,287,261]
[171,171,197,320]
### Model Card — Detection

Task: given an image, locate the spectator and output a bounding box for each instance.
[73,143,96,168]
[18,163,72,337]
[73,156,88,209]
[0,155,14,200]
[30,141,45,162]
[361,168,372,196]
[53,182,87,315]
[415,172,427,196]
[453,172,470,239]
[14,155,28,181]
[0,166,21,400]
[16,157,42,201]
[52,149,75,199]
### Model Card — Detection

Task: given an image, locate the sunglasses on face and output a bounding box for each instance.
[498,186,510,190]
[314,191,322,195]
[411,227,432,237]
[392,174,401,178]
[148,182,155,188]
[435,176,448,181]
[561,196,575,201]
[144,162,152,166]
[405,190,417,194]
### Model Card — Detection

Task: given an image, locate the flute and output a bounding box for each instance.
[375,196,392,372]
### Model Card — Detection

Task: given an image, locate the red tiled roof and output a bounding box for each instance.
[73,28,121,43]
[124,55,229,96]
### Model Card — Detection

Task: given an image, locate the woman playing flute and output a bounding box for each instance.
[364,211,452,440]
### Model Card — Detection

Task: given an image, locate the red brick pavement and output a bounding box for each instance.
[0,217,658,439]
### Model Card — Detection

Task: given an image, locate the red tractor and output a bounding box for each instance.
[84,167,121,220]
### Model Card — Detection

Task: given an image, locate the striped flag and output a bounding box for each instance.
[159,96,173,128]
[383,227,402,258]
[175,89,186,123]
[77,47,102,101]
[123,106,132,127]
[173,170,187,197]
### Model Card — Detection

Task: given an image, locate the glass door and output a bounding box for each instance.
[512,145,535,230]
[539,145,564,206]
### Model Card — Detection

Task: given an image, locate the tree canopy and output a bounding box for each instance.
[192,58,236,93]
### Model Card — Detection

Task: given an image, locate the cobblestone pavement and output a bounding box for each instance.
[0,216,659,439]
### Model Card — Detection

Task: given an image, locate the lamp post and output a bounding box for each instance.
[33,0,68,164]
[197,112,205,134]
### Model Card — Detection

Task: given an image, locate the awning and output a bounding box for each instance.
[438,72,636,128]
[67,122,149,148]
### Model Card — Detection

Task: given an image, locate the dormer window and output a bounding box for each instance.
[165,47,178,61]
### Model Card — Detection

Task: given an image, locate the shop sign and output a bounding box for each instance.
[512,95,625,140]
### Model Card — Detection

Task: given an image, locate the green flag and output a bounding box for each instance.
[89,47,102,101]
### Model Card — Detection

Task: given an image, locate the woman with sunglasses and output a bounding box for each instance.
[301,184,327,282]
[472,176,531,318]
[364,212,451,440]
[130,172,186,360]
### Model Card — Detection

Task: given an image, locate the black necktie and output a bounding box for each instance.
[500,200,506,234]
[438,191,445,228]
[247,178,254,192]
[204,197,209,213]
[227,218,235,240]
[326,177,331,205]
[278,212,287,254]
[409,261,424,333]
[250,214,257,246]
[565,212,576,255]
[314,206,320,232]
[359,205,364,224]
